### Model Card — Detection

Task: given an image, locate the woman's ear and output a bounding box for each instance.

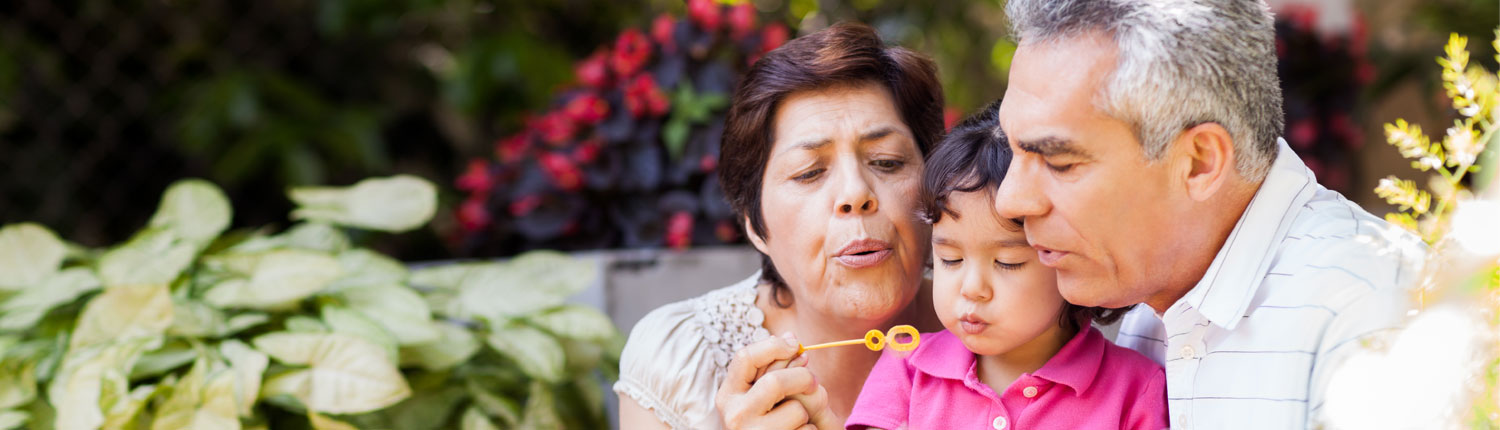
[1176,122,1238,202]
[743,216,770,255]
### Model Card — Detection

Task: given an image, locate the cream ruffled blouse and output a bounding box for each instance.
[614,271,772,429]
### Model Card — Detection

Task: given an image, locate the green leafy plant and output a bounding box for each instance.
[0,175,620,430]
[1370,31,1500,428]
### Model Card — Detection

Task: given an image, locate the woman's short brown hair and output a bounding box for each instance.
[718,23,944,305]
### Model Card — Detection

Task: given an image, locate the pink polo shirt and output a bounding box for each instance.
[846,327,1167,430]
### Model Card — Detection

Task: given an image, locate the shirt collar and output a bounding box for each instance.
[1179,138,1319,330]
[909,325,1107,396]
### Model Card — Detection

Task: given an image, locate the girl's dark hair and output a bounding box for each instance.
[920,100,1134,329]
[719,23,945,307]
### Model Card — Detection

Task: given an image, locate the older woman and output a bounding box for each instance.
[614,23,946,429]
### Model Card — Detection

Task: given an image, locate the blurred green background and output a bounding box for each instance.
[0,0,1494,260]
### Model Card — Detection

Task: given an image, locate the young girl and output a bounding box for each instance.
[845,102,1168,430]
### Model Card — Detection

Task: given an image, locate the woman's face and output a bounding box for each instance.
[931,190,1063,356]
[750,83,930,323]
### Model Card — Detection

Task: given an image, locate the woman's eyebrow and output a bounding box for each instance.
[859,126,898,143]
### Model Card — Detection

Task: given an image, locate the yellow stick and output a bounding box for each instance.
[798,338,866,353]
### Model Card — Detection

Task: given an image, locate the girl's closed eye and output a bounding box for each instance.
[939,257,962,267]
[995,260,1024,270]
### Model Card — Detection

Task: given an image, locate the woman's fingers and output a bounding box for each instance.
[761,400,812,429]
[789,383,840,429]
[721,334,800,396]
[743,367,819,410]
[755,350,809,381]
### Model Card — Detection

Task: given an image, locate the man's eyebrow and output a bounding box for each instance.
[1016,136,1089,158]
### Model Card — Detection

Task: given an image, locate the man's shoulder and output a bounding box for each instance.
[1269,188,1426,295]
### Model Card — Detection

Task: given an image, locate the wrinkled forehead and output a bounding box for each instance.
[1000,33,1121,142]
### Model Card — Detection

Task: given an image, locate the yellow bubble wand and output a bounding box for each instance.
[796,325,921,355]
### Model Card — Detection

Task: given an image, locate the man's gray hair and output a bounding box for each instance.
[1006,0,1284,180]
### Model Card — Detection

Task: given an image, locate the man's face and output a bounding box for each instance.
[994,32,1192,309]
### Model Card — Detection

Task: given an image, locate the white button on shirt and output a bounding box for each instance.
[1023,386,1038,398]
[1115,139,1425,429]
[992,415,1007,429]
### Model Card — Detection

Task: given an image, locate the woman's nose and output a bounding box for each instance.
[834,164,878,215]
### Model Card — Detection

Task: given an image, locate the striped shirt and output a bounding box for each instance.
[1115,138,1426,429]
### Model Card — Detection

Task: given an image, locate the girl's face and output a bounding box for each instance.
[751,83,931,323]
[932,189,1065,356]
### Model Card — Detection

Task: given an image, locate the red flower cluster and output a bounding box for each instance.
[688,0,721,32]
[576,49,611,88]
[495,133,530,164]
[728,3,757,40]
[455,3,784,245]
[539,152,584,191]
[653,14,678,53]
[563,93,610,125]
[665,211,693,249]
[612,29,653,77]
[531,112,576,146]
[625,75,670,118]
[456,159,494,194]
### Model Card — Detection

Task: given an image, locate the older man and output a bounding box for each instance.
[993,0,1424,428]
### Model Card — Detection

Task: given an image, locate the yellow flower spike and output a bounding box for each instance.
[796,325,921,354]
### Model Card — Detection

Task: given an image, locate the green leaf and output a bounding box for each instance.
[102,383,156,430]
[130,340,198,379]
[47,339,154,430]
[460,407,499,430]
[526,305,617,342]
[286,316,330,333]
[0,356,36,409]
[289,175,437,233]
[0,267,100,331]
[320,305,398,363]
[151,358,241,430]
[326,249,408,291]
[308,412,359,430]
[398,322,479,372]
[70,283,174,349]
[0,223,67,290]
[148,179,232,246]
[335,285,437,345]
[0,410,26,430]
[253,332,411,414]
[98,228,198,287]
[384,378,466,430]
[167,299,228,338]
[219,340,268,418]
[662,118,690,162]
[407,263,487,290]
[279,222,351,254]
[465,381,520,427]
[517,381,562,429]
[442,252,599,321]
[203,249,342,310]
[485,323,564,382]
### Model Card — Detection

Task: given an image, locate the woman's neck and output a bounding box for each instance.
[755,279,939,420]
[976,321,1077,395]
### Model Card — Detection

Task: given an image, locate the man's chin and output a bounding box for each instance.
[1057,275,1131,308]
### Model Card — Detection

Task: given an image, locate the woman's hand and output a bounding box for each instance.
[716,334,840,429]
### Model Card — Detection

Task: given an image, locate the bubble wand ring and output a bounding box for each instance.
[796,325,920,355]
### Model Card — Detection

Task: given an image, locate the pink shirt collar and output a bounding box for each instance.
[907,324,1107,396]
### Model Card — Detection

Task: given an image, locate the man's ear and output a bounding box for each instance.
[743,216,770,255]
[1176,122,1237,202]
